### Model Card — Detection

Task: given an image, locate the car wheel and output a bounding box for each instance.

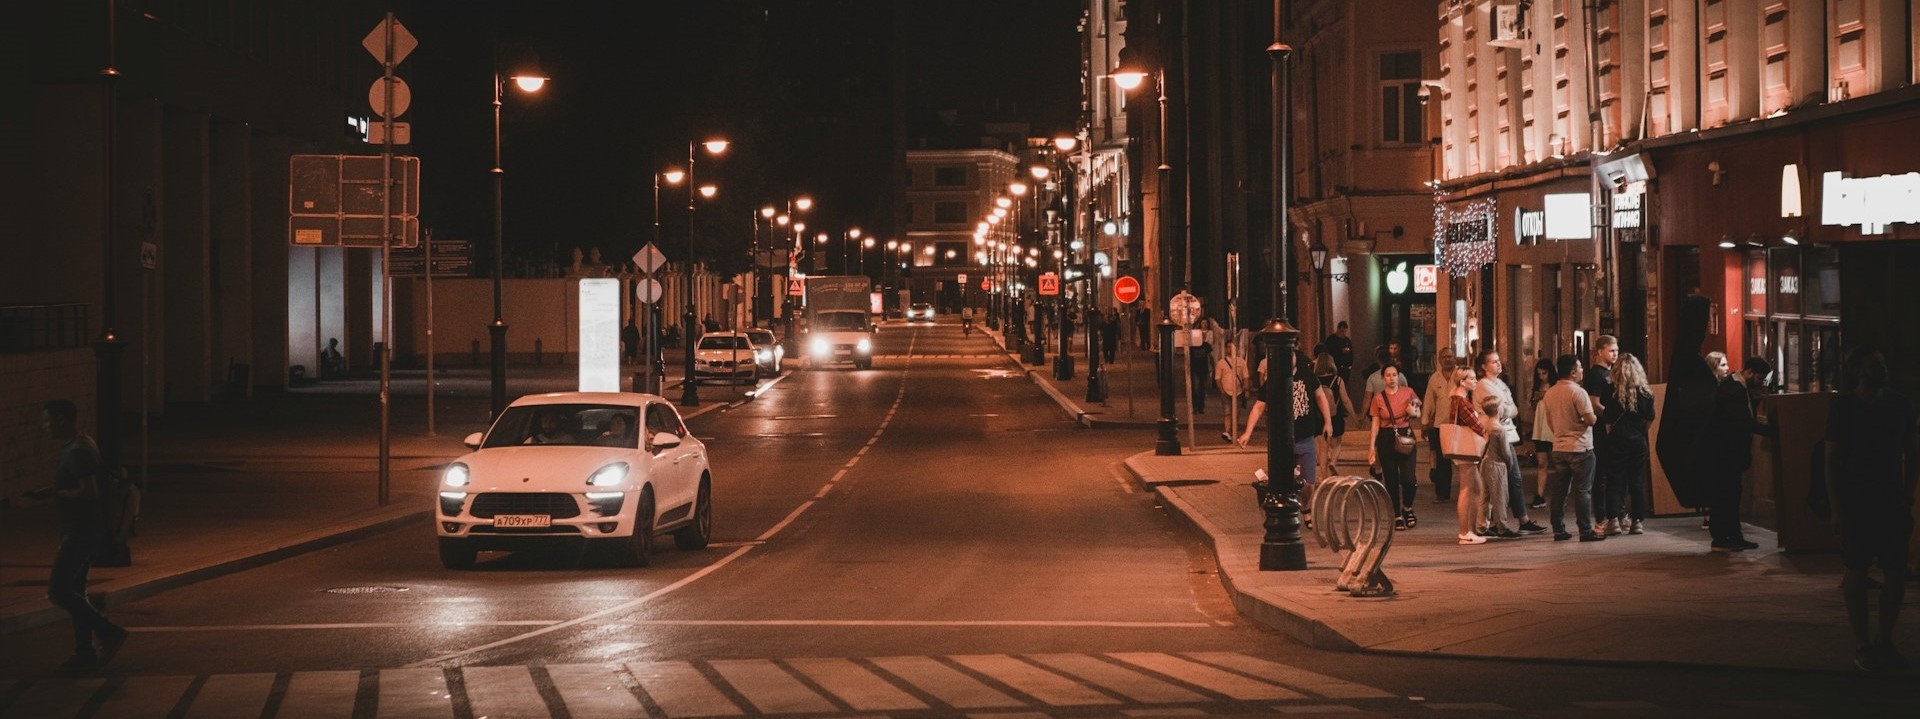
[673,478,712,550]
[617,489,656,568]
[438,538,476,570]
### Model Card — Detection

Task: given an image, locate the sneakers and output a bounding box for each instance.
[98,625,129,666]
[1710,540,1747,552]
[1553,531,1573,541]
[1517,520,1548,535]
[1604,520,1623,536]
[1628,519,1645,535]
[1458,532,1488,545]
[1579,532,1607,542]
[1595,519,1610,535]
[1493,528,1523,539]
[1733,539,1760,551]
[1529,496,1547,509]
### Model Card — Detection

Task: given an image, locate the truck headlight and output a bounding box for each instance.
[811,337,830,356]
[444,463,470,487]
[856,338,872,353]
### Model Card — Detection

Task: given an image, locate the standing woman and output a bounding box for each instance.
[1446,366,1497,544]
[1367,365,1422,529]
[1528,358,1558,508]
[1605,354,1657,534]
[1315,353,1357,477]
[1704,351,1768,551]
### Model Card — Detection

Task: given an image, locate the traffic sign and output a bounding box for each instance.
[362,17,418,66]
[635,278,664,303]
[1168,290,1201,326]
[1112,275,1141,304]
[366,121,410,145]
[981,278,991,291]
[1038,272,1060,296]
[632,243,668,274]
[368,77,412,118]
[788,277,805,296]
[288,154,421,248]
[957,273,968,284]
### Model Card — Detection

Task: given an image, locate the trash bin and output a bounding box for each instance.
[1053,353,1074,381]
[1026,344,1045,366]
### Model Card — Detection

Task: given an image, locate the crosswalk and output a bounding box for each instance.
[0,652,1394,718]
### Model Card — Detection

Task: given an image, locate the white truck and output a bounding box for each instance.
[803,276,876,369]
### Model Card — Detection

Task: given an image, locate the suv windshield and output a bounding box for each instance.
[698,335,750,350]
[484,404,638,448]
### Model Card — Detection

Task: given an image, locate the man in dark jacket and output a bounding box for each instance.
[1704,351,1769,551]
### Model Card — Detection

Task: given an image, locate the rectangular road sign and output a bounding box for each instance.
[367,122,411,145]
[289,154,421,248]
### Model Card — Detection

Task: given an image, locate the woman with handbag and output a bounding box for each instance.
[1367,365,1422,529]
[1444,366,1504,544]
[1527,358,1558,508]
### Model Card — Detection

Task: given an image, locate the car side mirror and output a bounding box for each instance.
[650,432,682,451]
[463,432,484,449]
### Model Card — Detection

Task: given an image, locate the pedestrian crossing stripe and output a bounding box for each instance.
[0,652,1393,718]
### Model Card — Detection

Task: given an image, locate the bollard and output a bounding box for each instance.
[1256,320,1307,570]
[1155,319,1180,455]
[1309,474,1397,597]
[534,338,544,365]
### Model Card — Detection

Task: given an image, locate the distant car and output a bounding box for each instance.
[906,303,936,322]
[692,332,758,384]
[435,392,712,569]
[743,329,783,375]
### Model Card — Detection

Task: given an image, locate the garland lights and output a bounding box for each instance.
[1433,189,1498,278]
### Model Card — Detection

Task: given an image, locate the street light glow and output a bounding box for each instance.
[816,232,828,242]
[795,197,813,211]
[761,206,777,218]
[1054,136,1078,152]
[510,75,549,92]
[703,139,730,154]
[992,207,1007,218]
[776,214,790,226]
[1112,69,1147,90]
[794,221,806,232]
[1010,182,1028,196]
[698,184,717,198]
[996,197,1012,209]
[863,237,875,248]
[662,169,685,184]
[1029,165,1051,180]
[849,228,862,239]
[987,214,1001,225]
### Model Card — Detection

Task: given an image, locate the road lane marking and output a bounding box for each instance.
[1181,652,1394,699]
[814,484,835,499]
[709,659,841,714]
[462,666,547,719]
[830,469,850,483]
[596,619,1214,628]
[272,670,359,719]
[1023,654,1208,705]
[182,672,277,719]
[786,658,927,712]
[130,621,559,632]
[626,661,742,719]
[947,654,1119,706]
[543,664,647,719]
[755,500,817,542]
[868,656,1022,710]
[374,668,454,717]
[1107,653,1305,701]
[90,675,196,719]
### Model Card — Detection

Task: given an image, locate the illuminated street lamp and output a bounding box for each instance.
[674,137,728,407]
[488,70,549,418]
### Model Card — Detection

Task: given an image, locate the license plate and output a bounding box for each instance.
[835,349,852,356]
[494,514,551,528]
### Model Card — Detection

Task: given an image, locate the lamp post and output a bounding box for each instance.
[1258,3,1308,571]
[1311,245,1329,339]
[755,206,775,326]
[490,71,548,419]
[673,138,728,407]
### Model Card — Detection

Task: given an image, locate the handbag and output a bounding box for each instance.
[1440,423,1489,461]
[1380,392,1416,455]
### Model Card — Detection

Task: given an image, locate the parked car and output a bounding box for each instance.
[435,392,712,569]
[743,328,783,375]
[692,332,758,384]
[906,303,936,322]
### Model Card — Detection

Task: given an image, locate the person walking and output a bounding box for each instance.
[1527,358,1557,508]
[1135,307,1152,350]
[1543,354,1606,542]
[1421,352,1463,503]
[34,399,130,672]
[1215,341,1250,443]
[1367,365,1422,530]
[1444,366,1499,544]
[1187,319,1215,414]
[1603,353,1657,535]
[1824,346,1917,672]
[1703,351,1769,551]
[1315,321,1356,386]
[1102,308,1121,362]
[1314,353,1357,478]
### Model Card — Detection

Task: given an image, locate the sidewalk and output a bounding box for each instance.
[0,363,729,635]
[983,324,1180,429]
[1003,325,1916,672]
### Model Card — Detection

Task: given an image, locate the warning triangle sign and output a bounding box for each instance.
[788,278,805,296]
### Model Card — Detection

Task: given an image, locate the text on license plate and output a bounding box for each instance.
[494,514,551,528]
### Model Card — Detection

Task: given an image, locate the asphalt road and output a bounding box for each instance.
[2,319,1914,718]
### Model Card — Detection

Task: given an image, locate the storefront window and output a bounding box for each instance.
[1744,250,1768,317]
[1771,247,1802,316]
[1804,245,1841,317]
[1746,246,1840,393]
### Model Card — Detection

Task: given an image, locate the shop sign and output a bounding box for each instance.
[1822,170,1920,234]
[1544,193,1593,239]
[1413,265,1439,294]
[1515,208,1544,245]
[1611,192,1642,229]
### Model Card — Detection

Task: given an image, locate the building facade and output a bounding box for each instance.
[901,148,1021,311]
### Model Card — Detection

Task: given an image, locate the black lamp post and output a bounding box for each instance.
[677,139,729,407]
[1258,4,1308,571]
[489,71,548,419]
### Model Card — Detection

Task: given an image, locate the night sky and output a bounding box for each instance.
[400,1,1081,275]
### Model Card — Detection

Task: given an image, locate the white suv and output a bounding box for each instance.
[435,392,712,569]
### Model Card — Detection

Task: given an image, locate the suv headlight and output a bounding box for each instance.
[588,462,629,487]
[444,463,470,487]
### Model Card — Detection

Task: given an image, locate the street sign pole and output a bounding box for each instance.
[425,227,435,436]
[376,12,397,508]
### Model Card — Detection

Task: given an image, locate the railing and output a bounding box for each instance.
[0,303,94,353]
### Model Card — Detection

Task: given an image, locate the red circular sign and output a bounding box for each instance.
[981,278,992,291]
[1112,275,1141,304]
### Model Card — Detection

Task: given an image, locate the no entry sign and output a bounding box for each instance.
[1112,275,1141,304]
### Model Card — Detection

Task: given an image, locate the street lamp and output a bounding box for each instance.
[1114,61,1180,455]
[674,137,728,407]
[489,70,548,419]
[780,197,811,355]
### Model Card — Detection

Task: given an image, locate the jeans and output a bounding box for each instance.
[49,530,116,655]
[1547,450,1598,535]
[1294,436,1319,487]
[1375,428,1418,514]
[1504,442,1528,519]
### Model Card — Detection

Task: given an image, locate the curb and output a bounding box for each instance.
[0,505,429,636]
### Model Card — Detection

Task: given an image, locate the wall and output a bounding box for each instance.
[0,349,95,504]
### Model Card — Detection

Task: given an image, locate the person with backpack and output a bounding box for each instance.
[1314,353,1356,478]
